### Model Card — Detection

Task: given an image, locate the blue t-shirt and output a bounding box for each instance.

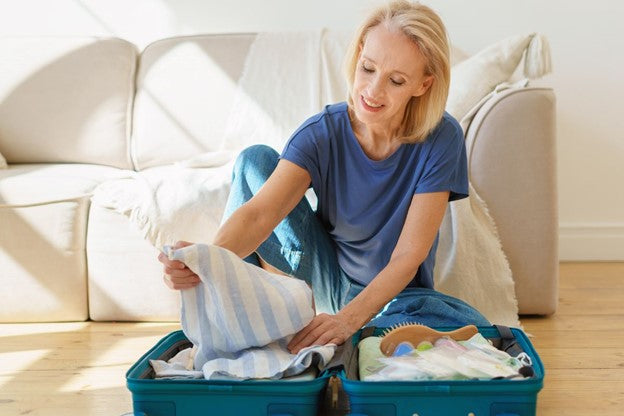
[280,102,468,288]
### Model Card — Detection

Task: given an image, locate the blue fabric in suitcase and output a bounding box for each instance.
[354,285,491,328]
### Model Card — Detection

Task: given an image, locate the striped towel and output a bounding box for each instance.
[156,244,335,380]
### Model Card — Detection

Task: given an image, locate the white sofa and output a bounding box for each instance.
[0,34,558,322]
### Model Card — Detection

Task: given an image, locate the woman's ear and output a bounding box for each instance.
[413,75,434,97]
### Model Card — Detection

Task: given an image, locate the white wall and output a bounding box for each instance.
[2,0,623,260]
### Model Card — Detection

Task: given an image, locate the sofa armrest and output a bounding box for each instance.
[465,87,558,315]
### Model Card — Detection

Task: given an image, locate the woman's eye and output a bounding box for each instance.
[391,79,405,86]
[361,63,374,73]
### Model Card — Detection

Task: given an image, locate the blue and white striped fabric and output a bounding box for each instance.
[161,244,335,380]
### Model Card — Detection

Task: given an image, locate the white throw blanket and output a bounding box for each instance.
[220,29,350,153]
[434,184,519,327]
[91,31,554,328]
[92,163,233,247]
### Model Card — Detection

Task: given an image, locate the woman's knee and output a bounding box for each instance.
[234,144,279,178]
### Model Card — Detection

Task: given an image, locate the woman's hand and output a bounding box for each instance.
[287,313,354,354]
[158,240,200,290]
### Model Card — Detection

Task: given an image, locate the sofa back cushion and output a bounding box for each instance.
[132,34,254,170]
[0,37,136,169]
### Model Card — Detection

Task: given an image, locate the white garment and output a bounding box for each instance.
[150,346,203,379]
[150,345,319,381]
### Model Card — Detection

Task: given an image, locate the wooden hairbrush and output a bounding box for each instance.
[379,323,479,356]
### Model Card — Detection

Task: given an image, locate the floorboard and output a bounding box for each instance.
[1,262,623,415]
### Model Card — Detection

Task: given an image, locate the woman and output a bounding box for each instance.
[159,0,488,354]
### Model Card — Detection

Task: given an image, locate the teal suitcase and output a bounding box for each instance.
[127,326,543,416]
[330,325,544,416]
[126,330,331,416]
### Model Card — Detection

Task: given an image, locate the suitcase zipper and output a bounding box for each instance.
[329,375,340,408]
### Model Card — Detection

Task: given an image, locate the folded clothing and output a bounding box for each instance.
[157,244,335,380]
[150,344,321,381]
[357,336,384,380]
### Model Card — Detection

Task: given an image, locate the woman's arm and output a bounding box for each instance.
[288,190,450,353]
[159,159,311,290]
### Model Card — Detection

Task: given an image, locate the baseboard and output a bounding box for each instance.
[559,223,624,261]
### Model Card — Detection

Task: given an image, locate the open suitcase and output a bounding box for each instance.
[126,330,329,416]
[126,325,543,416]
[330,325,544,416]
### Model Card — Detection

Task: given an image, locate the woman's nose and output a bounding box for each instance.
[366,75,384,98]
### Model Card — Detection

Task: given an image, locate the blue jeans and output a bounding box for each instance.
[223,145,491,327]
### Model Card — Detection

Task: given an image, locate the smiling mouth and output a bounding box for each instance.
[361,95,383,111]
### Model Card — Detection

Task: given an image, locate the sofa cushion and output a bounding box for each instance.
[132,34,254,170]
[447,33,551,127]
[87,204,180,321]
[0,197,90,322]
[0,37,137,169]
[0,163,131,206]
[0,164,132,322]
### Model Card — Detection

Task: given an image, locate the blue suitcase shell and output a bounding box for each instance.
[126,330,330,416]
[336,326,544,416]
[127,326,543,416]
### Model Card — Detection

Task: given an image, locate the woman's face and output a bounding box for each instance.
[351,24,433,132]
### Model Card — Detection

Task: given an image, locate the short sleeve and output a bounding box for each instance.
[279,116,326,190]
[414,116,469,201]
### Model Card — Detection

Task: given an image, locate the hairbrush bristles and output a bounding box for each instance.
[381,321,425,337]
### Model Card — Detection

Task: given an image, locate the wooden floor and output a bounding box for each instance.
[1,262,623,416]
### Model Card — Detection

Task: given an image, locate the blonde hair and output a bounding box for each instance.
[345,0,450,143]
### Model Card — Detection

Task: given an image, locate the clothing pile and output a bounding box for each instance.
[358,333,532,382]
